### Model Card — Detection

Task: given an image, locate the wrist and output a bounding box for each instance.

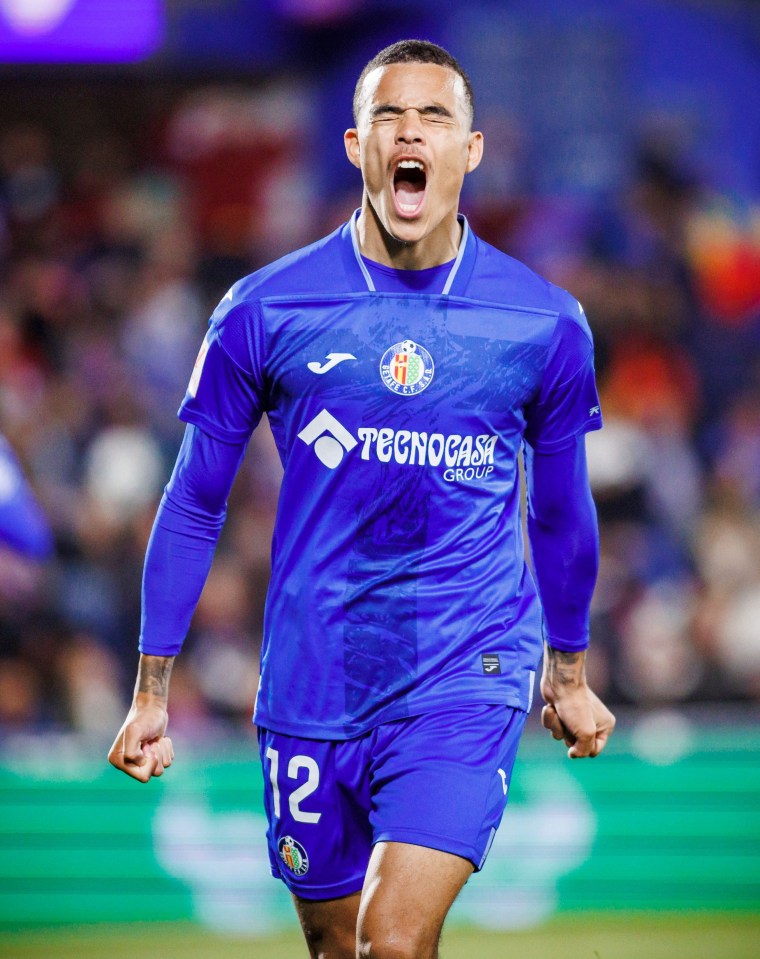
[132,693,169,712]
[133,654,174,708]
[543,632,590,654]
[542,643,587,691]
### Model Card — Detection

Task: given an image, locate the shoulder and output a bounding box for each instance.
[220,224,347,314]
[471,233,591,340]
[201,224,349,366]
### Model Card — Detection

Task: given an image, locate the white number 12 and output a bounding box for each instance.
[265,747,322,824]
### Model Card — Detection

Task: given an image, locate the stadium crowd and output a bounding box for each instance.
[0,75,758,735]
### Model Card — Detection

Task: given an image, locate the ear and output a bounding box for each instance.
[465,130,484,174]
[344,128,361,169]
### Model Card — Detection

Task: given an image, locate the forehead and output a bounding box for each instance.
[358,62,468,119]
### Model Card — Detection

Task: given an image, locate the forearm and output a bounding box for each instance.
[139,496,222,655]
[139,424,247,655]
[528,514,598,649]
[525,438,599,650]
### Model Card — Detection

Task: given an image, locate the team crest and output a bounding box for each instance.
[380,339,434,396]
[278,835,310,876]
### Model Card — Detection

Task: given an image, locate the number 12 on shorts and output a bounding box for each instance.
[265,747,322,824]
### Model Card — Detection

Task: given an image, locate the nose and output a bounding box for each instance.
[395,108,425,144]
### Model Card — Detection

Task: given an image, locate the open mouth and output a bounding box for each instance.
[393,159,427,217]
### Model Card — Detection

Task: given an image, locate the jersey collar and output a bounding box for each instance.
[345,208,475,296]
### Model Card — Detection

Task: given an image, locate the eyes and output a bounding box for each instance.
[373,118,448,127]
[370,108,454,126]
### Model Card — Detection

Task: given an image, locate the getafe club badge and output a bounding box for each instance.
[380,339,435,396]
[278,835,310,876]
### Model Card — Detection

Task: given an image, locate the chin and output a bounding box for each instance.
[385,212,429,244]
[390,227,425,246]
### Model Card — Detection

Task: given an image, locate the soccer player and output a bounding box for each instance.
[109,40,615,959]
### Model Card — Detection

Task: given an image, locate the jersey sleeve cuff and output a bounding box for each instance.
[545,633,590,653]
[139,638,183,657]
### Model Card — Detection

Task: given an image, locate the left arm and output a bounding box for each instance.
[524,436,615,758]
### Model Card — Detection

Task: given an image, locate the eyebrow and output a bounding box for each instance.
[370,103,455,120]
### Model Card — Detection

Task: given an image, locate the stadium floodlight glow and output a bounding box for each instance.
[0,0,164,62]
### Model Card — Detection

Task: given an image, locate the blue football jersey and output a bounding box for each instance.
[179,213,603,739]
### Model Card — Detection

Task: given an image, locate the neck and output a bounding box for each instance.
[357,198,462,270]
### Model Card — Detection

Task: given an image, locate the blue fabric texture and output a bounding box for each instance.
[258,704,525,897]
[140,214,603,737]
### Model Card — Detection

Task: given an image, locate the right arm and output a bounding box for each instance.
[108,424,247,781]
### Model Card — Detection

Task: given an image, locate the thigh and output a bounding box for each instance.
[293,890,361,959]
[369,704,527,871]
[357,841,473,959]
[258,727,373,900]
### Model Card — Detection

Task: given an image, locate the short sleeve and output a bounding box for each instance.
[523,312,603,452]
[178,298,266,443]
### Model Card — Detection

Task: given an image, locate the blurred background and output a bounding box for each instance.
[0,0,758,955]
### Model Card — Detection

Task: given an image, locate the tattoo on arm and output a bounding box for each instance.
[545,647,585,687]
[136,655,174,702]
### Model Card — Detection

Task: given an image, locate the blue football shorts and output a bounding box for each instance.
[257,703,527,900]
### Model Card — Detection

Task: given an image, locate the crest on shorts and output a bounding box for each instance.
[380,339,434,396]
[278,835,310,876]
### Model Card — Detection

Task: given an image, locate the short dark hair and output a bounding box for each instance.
[353,39,474,127]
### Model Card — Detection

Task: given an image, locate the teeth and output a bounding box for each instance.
[397,160,424,170]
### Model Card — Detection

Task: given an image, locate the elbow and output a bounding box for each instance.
[159,486,227,537]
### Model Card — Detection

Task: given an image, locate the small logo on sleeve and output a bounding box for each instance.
[589,405,601,416]
[482,654,501,675]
